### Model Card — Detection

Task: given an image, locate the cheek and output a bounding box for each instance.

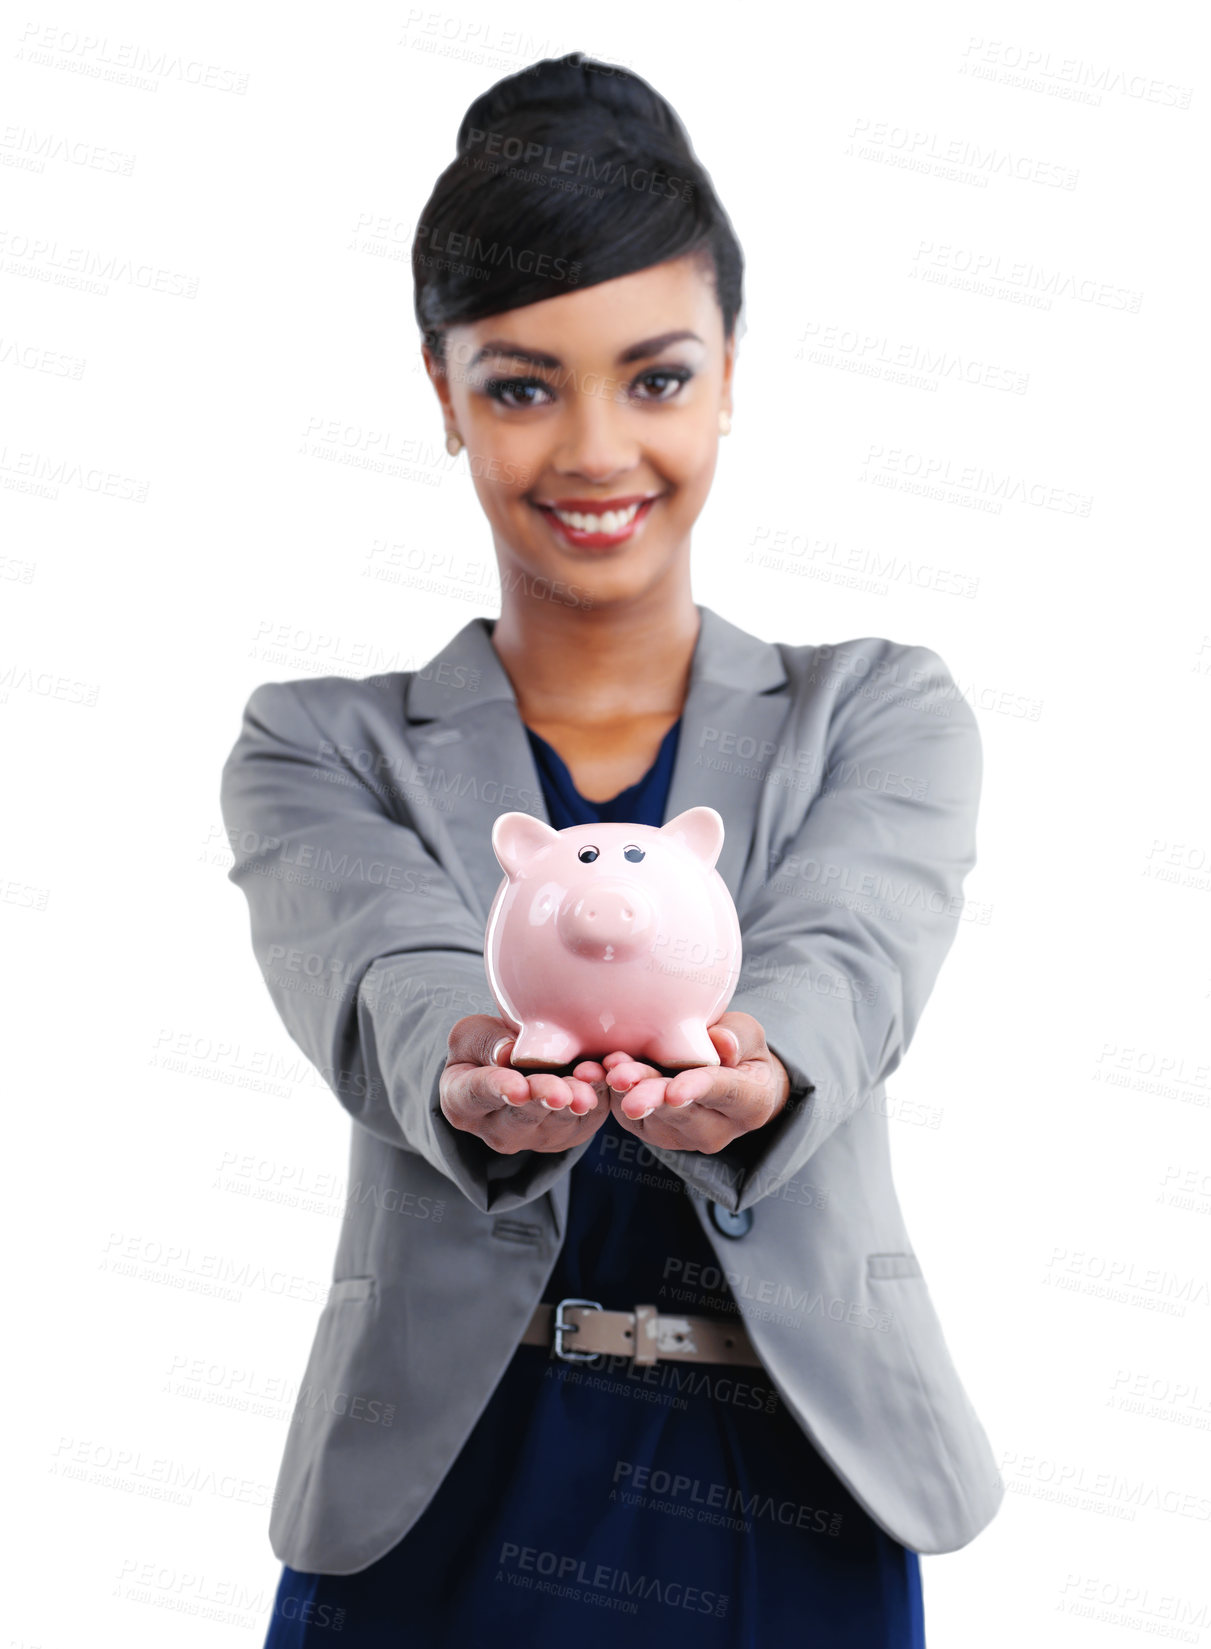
[472,467,535,520]
[666,446,718,509]
[463,411,541,490]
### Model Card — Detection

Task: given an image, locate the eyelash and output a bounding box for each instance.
[481,366,694,411]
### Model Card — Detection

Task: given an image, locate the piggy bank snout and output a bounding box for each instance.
[557,878,656,959]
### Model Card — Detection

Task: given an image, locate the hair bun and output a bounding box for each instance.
[454,51,686,159]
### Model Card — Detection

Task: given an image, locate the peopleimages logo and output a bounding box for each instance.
[495,1542,728,1618]
[611,1460,844,1536]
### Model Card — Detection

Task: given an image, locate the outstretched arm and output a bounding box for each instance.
[219,680,596,1212]
[596,644,982,1213]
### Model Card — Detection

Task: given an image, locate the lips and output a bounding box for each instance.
[531,495,661,550]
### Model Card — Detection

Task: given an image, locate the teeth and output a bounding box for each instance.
[552,501,644,533]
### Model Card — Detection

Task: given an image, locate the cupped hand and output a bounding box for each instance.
[439,1014,613,1155]
[571,1012,791,1154]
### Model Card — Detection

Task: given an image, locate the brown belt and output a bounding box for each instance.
[521,1297,763,1368]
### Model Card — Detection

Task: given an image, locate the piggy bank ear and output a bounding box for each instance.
[661,806,725,868]
[492,810,559,877]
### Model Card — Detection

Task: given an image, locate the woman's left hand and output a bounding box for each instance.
[574,1012,792,1154]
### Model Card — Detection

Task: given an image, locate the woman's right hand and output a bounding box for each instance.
[439,1015,613,1155]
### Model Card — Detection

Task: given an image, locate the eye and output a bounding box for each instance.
[630,367,693,403]
[623,845,645,862]
[482,377,555,411]
[577,845,599,863]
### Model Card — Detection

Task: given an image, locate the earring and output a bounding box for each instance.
[446,431,464,456]
[718,410,731,436]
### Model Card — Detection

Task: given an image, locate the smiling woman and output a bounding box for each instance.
[428,259,735,652]
[223,46,1002,1649]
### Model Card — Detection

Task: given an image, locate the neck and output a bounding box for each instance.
[490,572,701,725]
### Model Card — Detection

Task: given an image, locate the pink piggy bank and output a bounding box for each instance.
[484,806,743,1072]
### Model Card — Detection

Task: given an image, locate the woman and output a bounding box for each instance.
[220,50,1002,1646]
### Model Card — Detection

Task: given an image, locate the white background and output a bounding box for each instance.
[3,2,1208,1644]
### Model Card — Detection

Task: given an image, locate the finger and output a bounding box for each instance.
[664,1066,716,1107]
[572,1059,608,1082]
[447,1014,525,1074]
[708,1022,743,1065]
[446,1061,530,1115]
[615,1076,667,1119]
[563,1077,601,1116]
[676,1061,772,1126]
[483,1065,535,1110]
[527,1071,577,1111]
[710,1013,765,1066]
[605,1057,658,1093]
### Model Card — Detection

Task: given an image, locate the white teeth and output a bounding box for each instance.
[551,501,644,533]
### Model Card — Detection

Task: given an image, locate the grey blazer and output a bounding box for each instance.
[219,602,1004,1575]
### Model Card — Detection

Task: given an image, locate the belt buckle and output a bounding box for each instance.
[553,1296,602,1362]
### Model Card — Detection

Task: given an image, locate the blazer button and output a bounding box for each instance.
[709,1201,753,1238]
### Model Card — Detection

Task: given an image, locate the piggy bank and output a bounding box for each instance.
[484,806,743,1071]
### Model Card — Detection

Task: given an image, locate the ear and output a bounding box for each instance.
[421,341,454,415]
[660,806,725,869]
[720,329,737,413]
[492,811,560,877]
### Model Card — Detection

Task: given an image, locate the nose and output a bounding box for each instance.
[551,382,639,481]
[558,880,655,958]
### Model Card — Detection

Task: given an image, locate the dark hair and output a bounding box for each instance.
[412,51,744,370]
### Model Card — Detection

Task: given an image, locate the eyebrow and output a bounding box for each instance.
[467,330,705,371]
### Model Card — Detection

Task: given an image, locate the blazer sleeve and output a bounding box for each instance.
[656,644,982,1214]
[219,679,583,1213]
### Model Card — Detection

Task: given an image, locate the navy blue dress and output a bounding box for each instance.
[264,718,926,1647]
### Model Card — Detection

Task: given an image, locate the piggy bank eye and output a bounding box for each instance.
[577,845,599,863]
[623,845,645,863]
